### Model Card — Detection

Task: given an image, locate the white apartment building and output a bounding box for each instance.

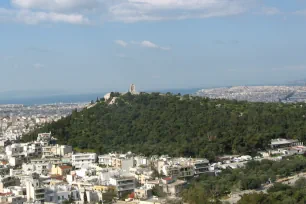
[27,142,43,156]
[5,144,25,157]
[37,132,52,143]
[42,146,53,158]
[30,158,61,165]
[109,175,135,197]
[44,185,80,203]
[22,163,52,175]
[52,145,72,156]
[0,195,25,204]
[98,155,112,166]
[162,164,194,178]
[42,145,72,158]
[99,153,135,170]
[8,156,24,167]
[25,174,45,203]
[72,153,97,169]
[0,176,21,192]
[6,142,43,157]
[134,156,150,167]
[192,159,210,175]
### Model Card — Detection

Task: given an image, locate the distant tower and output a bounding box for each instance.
[129,84,137,95]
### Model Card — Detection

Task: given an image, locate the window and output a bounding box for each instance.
[58,196,60,200]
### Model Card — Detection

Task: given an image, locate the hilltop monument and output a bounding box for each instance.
[129,84,138,95]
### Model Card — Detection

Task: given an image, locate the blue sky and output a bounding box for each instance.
[1,0,306,93]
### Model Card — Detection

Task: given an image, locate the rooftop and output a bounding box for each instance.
[271,138,299,145]
[59,165,72,170]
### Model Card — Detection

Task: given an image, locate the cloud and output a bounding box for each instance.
[108,0,257,22]
[33,63,45,69]
[3,0,289,25]
[260,7,281,15]
[294,10,306,16]
[140,41,171,50]
[11,0,98,12]
[115,40,128,47]
[141,41,158,48]
[0,8,89,24]
[18,10,89,25]
[5,0,257,24]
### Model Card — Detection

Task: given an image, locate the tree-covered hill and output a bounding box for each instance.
[23,92,306,160]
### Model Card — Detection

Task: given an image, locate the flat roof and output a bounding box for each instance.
[271,138,299,145]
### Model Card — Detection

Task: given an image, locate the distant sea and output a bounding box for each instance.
[0,93,106,105]
[0,88,200,105]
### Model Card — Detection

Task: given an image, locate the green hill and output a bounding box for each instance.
[23,92,306,160]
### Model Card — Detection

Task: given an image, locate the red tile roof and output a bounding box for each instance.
[163,177,172,181]
[50,175,64,180]
[0,192,12,196]
[59,165,72,170]
[1,161,8,165]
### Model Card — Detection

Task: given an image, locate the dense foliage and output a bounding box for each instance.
[238,178,306,204]
[181,156,306,204]
[23,92,306,159]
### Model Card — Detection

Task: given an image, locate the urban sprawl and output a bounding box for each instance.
[196,86,306,103]
[0,103,87,141]
[1,86,306,204]
[0,131,305,204]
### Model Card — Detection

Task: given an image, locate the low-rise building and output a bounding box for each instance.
[0,176,21,192]
[98,155,112,166]
[135,187,152,200]
[44,184,80,203]
[271,138,303,149]
[192,159,210,175]
[109,175,135,197]
[51,165,72,176]
[161,177,186,196]
[22,163,52,175]
[25,174,45,203]
[72,153,97,169]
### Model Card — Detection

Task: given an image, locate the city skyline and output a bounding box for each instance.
[1,0,306,93]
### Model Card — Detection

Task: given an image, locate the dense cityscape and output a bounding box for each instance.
[1,130,306,204]
[0,103,87,142]
[195,86,306,103]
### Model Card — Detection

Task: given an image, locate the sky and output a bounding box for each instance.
[1,0,306,94]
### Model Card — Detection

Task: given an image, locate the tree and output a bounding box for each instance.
[294,177,306,189]
[23,93,306,160]
[238,193,269,204]
[152,186,166,198]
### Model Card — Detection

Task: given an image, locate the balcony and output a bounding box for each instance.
[117,185,135,192]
